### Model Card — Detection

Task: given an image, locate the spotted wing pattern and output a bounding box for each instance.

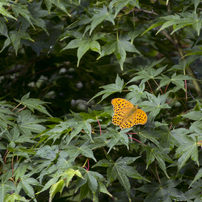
[111,98,134,127]
[133,109,147,125]
[111,98,147,129]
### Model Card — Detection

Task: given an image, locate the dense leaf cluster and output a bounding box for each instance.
[1,0,202,202]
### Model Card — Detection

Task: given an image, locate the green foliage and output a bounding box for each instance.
[1,0,202,201]
[1,70,202,201]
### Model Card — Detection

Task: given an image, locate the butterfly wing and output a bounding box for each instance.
[111,98,147,129]
[111,98,135,128]
[120,109,147,129]
[119,112,136,129]
[111,98,134,112]
[133,109,147,125]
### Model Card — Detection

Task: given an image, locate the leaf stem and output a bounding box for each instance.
[153,79,163,94]
[128,136,146,146]
[147,81,153,94]
[96,117,102,135]
[82,159,89,171]
[12,102,21,111]
[184,80,187,100]
[17,106,26,112]
[164,83,169,93]
[155,161,161,183]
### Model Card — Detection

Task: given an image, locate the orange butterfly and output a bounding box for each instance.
[111,98,147,129]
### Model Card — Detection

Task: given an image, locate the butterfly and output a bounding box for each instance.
[111,98,147,129]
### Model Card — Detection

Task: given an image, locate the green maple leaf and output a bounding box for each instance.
[98,35,139,70]
[137,178,187,202]
[175,134,199,171]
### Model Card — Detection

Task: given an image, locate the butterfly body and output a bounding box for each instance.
[111,98,147,129]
